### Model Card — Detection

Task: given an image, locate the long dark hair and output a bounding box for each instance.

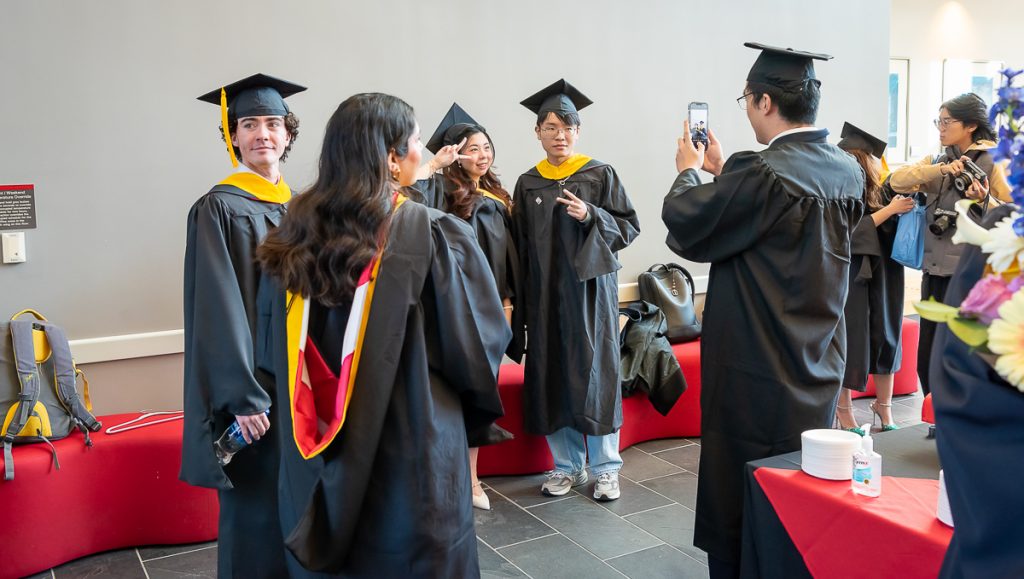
[942,93,996,142]
[257,93,417,306]
[441,126,511,219]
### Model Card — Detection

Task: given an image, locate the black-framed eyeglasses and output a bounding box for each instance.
[539,126,579,137]
[736,91,755,110]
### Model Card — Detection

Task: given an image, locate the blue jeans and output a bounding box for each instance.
[545,427,623,476]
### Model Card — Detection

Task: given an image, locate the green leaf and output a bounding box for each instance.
[948,317,990,347]
[913,298,960,323]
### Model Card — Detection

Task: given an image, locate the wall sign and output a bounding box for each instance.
[0,185,36,231]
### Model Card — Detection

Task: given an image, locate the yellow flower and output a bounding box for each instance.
[988,290,1024,391]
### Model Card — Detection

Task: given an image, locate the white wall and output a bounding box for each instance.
[891,0,1018,162]
[1,0,889,354]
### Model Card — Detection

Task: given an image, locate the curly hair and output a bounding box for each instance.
[439,126,511,219]
[219,111,300,162]
[257,94,416,306]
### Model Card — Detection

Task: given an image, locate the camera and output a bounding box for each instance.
[952,158,988,193]
[930,208,958,236]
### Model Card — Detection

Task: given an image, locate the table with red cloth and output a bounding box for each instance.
[0,412,218,579]
[740,424,950,578]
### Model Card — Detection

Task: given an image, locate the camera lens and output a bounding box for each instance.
[953,175,969,192]
[930,215,952,236]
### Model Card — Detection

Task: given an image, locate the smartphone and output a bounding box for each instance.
[688,102,709,148]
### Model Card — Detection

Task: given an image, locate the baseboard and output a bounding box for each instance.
[69,276,709,364]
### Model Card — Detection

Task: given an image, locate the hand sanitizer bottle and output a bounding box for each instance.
[852,424,881,497]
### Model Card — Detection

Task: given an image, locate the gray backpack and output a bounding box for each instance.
[0,309,101,480]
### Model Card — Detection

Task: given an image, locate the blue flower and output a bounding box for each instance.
[1000,68,1024,82]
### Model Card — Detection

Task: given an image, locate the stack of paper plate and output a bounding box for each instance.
[800,429,863,480]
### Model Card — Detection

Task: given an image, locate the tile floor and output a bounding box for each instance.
[31,391,924,579]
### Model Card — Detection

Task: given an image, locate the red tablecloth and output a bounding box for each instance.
[0,412,218,578]
[754,467,952,579]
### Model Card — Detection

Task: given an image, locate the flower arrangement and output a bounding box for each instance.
[915,67,1024,391]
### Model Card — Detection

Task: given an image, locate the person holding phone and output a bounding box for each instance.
[662,43,864,577]
[888,92,1010,396]
[833,123,916,434]
[511,79,640,502]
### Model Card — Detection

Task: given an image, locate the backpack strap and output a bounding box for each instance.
[3,320,43,480]
[41,324,102,437]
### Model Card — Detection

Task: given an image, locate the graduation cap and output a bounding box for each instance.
[196,73,307,167]
[425,103,485,155]
[520,78,593,118]
[837,122,887,158]
[744,42,832,92]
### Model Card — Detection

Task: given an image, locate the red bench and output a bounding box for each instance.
[0,413,218,579]
[478,318,920,477]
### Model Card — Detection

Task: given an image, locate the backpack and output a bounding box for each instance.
[637,263,702,344]
[0,309,102,480]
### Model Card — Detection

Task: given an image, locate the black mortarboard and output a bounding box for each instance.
[196,73,306,166]
[837,122,887,158]
[196,73,306,117]
[520,79,593,117]
[744,42,832,92]
[425,103,484,155]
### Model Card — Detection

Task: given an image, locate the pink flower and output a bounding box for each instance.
[960,275,1015,324]
[1009,275,1024,293]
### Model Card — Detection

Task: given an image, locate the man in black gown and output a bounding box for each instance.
[661,44,864,578]
[181,73,304,578]
[512,79,640,501]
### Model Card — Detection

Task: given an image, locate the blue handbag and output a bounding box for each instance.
[891,200,926,269]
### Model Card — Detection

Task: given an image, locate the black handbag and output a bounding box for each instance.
[637,263,701,343]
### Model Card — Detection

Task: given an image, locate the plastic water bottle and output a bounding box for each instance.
[213,411,269,466]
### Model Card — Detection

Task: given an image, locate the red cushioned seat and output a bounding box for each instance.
[852,318,920,399]
[0,413,218,579]
[619,339,703,448]
[921,393,934,424]
[477,364,554,476]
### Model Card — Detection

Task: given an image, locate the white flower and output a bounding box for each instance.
[981,210,1024,273]
[951,200,994,246]
[988,290,1024,391]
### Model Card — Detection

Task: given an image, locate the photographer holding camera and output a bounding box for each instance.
[889,93,1010,395]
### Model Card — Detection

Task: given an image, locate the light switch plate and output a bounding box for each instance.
[2,232,26,263]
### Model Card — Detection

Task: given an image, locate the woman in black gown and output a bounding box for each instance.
[834,123,916,433]
[255,93,510,578]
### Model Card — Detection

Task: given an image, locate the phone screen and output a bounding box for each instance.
[688,104,709,147]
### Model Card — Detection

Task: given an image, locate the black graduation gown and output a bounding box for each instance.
[511,159,640,436]
[257,200,510,578]
[868,202,905,374]
[180,182,289,577]
[931,204,1024,579]
[661,129,864,563]
[842,215,883,391]
[413,174,518,302]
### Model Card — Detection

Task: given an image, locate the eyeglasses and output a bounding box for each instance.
[736,91,755,110]
[539,126,579,137]
[933,118,963,129]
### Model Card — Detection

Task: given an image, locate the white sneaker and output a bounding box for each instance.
[593,472,620,501]
[541,470,589,496]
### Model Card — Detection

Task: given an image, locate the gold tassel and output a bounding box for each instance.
[221,87,239,168]
[880,155,890,181]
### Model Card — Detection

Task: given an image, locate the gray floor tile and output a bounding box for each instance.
[138,542,216,562]
[529,495,662,560]
[653,443,701,473]
[685,438,702,445]
[618,446,684,482]
[478,538,529,578]
[485,473,582,508]
[53,549,146,579]
[638,471,699,510]
[499,534,624,579]
[475,491,557,549]
[625,503,707,564]
[632,438,694,454]
[144,545,217,578]
[607,544,709,579]
[583,475,674,517]
[24,572,53,579]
